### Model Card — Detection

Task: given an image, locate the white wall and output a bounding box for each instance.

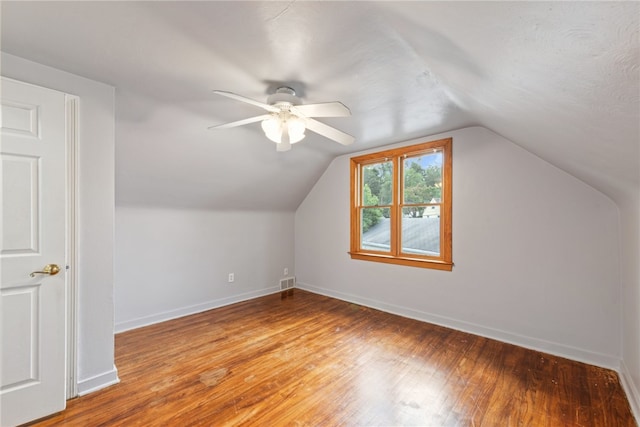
[620,195,640,417]
[114,207,295,331]
[1,53,117,393]
[295,126,621,368]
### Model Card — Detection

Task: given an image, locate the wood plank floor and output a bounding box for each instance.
[29,290,635,426]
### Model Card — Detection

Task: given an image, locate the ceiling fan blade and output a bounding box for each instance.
[305,118,355,146]
[212,90,280,113]
[290,102,351,117]
[277,124,291,152]
[207,114,272,130]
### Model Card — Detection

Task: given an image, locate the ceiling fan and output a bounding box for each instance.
[208,86,354,152]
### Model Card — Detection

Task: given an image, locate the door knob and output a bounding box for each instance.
[30,264,61,278]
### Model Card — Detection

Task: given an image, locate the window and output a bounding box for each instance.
[349,138,452,271]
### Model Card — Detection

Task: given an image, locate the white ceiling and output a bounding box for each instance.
[2,1,638,210]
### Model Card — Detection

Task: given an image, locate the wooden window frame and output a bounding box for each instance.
[349,138,453,271]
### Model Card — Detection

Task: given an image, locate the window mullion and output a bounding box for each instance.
[350,160,361,254]
[392,156,401,256]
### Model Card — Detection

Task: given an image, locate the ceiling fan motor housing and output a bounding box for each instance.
[267,87,301,107]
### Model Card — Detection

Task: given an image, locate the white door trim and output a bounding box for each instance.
[65,94,79,399]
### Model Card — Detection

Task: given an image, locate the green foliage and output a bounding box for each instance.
[363,168,381,199]
[364,164,392,201]
[362,154,442,226]
[362,156,442,222]
[362,184,383,232]
[363,183,378,206]
[403,158,442,217]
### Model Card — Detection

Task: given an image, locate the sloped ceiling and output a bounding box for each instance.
[1,1,638,210]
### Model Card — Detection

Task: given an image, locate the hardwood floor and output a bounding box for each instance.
[29,290,634,426]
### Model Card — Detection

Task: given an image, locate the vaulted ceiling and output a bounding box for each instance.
[2,1,638,210]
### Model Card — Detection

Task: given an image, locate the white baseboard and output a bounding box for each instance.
[114,286,281,333]
[77,365,120,396]
[296,282,620,370]
[620,360,640,424]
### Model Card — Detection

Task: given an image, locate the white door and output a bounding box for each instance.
[1,78,67,426]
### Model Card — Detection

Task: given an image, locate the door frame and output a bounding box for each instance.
[65,94,79,399]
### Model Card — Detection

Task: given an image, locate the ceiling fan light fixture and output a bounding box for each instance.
[261,114,306,145]
[261,115,281,142]
[287,116,306,143]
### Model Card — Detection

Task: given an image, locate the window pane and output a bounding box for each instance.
[403,152,443,205]
[362,161,392,206]
[401,207,440,256]
[361,207,391,252]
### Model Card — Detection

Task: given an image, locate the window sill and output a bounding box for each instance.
[349,252,453,271]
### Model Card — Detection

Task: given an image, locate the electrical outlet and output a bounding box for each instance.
[228,273,234,283]
[284,268,288,276]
